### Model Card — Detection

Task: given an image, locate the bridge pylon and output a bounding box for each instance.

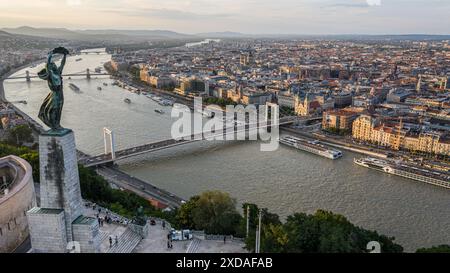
[103,127,116,160]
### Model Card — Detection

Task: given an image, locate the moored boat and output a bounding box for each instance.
[354,157,450,189]
[69,83,80,92]
[279,135,343,159]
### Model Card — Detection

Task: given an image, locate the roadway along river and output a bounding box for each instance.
[3,49,450,252]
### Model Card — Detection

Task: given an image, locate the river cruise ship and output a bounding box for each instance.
[69,83,80,92]
[279,135,343,159]
[354,157,450,189]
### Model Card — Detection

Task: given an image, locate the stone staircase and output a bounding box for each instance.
[186,238,201,253]
[106,228,142,253]
[98,230,109,245]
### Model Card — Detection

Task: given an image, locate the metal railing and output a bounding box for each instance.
[83,201,132,226]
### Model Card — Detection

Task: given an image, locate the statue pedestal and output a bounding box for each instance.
[27,129,101,252]
[38,130,83,242]
[129,223,150,239]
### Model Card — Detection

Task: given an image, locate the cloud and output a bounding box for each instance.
[104,7,232,21]
[366,0,381,6]
[326,3,369,8]
[66,0,82,6]
[322,0,381,9]
[1,0,449,34]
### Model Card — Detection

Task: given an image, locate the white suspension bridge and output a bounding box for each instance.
[79,104,302,167]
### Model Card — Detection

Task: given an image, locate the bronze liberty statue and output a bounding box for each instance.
[37,47,69,134]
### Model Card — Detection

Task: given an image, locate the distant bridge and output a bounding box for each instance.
[5,68,109,82]
[80,51,108,55]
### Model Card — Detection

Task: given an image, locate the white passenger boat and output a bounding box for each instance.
[279,135,343,159]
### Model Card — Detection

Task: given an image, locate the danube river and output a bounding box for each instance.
[3,49,450,251]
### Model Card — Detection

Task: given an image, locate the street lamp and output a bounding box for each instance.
[255,208,262,253]
[246,205,250,238]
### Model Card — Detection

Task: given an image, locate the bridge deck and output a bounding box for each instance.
[81,118,296,167]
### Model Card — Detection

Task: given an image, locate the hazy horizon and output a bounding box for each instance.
[0,0,449,35]
[3,25,450,37]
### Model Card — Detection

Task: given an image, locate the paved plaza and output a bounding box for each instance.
[84,204,247,253]
[133,222,247,253]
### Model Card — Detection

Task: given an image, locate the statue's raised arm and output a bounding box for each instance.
[52,47,69,74]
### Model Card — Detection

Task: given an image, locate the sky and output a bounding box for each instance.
[0,0,449,34]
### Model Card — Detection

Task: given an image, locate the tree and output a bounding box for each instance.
[0,142,39,182]
[189,191,242,235]
[19,152,39,182]
[7,125,34,145]
[281,210,403,253]
[243,209,403,253]
[243,203,283,252]
[260,223,288,253]
[416,245,450,253]
[176,195,200,229]
[78,165,168,219]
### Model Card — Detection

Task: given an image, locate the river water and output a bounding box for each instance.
[3,49,449,251]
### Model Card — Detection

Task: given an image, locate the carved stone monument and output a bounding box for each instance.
[27,47,100,253]
[38,130,83,242]
[129,206,150,239]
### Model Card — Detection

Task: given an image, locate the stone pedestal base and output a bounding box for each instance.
[129,223,149,239]
[27,129,101,253]
[72,216,101,253]
[39,130,83,241]
[27,207,67,253]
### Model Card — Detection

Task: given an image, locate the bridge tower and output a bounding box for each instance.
[86,68,91,80]
[25,70,31,82]
[103,127,116,160]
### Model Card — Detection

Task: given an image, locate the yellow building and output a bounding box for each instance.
[352,115,450,156]
[352,115,377,141]
[140,66,174,89]
[140,66,149,82]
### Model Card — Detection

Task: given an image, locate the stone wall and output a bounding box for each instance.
[0,155,36,253]
[27,208,67,253]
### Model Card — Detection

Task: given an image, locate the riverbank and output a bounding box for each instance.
[105,61,194,107]
[0,59,48,137]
